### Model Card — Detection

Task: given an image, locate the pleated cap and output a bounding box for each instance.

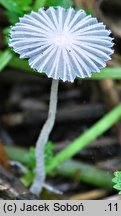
[9,7,114,82]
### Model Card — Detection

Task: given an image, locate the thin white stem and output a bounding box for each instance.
[30,79,59,196]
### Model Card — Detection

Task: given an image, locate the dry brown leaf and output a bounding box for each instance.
[69,189,108,200]
[0,141,9,169]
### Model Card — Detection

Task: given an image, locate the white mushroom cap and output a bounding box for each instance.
[9,7,114,82]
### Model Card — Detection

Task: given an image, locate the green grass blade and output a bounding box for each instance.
[57,160,113,189]
[89,67,121,80]
[8,56,121,80]
[0,49,13,72]
[46,103,121,173]
[45,0,73,8]
[9,55,33,73]
[34,0,47,11]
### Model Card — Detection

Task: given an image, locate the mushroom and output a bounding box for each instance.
[9,6,114,196]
